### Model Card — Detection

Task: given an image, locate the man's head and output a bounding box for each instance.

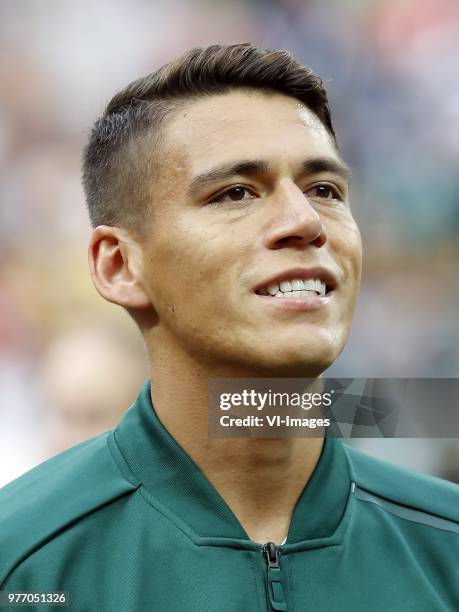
[84,43,362,377]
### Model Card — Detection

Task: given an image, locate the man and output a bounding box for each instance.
[1,44,458,611]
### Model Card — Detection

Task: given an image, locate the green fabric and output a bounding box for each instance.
[353,486,459,535]
[0,379,458,611]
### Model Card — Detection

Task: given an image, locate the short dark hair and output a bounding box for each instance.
[82,43,336,238]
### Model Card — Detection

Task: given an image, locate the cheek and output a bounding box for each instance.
[349,228,363,283]
[326,220,362,331]
[329,217,362,279]
[146,223,232,314]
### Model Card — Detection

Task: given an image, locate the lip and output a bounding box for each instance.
[255,292,332,312]
[253,266,339,296]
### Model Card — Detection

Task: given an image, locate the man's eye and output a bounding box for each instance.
[307,184,341,201]
[209,186,254,205]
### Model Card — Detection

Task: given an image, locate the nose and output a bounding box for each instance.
[263,181,327,250]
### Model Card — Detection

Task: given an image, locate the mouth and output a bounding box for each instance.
[254,267,337,300]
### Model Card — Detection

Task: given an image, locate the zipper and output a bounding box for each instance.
[263,542,287,611]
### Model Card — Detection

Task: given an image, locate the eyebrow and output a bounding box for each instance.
[188,160,269,197]
[187,157,353,197]
[301,158,353,182]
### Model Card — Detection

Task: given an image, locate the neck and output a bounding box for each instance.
[146,336,324,545]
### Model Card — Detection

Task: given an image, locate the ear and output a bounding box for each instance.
[88,225,152,310]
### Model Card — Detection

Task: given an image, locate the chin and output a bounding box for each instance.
[243,337,342,378]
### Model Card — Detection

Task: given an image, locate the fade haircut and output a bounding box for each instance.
[82,43,336,239]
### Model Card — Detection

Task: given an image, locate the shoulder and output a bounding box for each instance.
[0,432,139,585]
[343,442,459,527]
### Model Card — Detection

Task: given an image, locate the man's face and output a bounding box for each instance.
[138,90,362,375]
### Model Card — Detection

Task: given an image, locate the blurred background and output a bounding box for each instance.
[1,0,458,487]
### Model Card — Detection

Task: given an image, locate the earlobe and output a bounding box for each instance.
[88,226,152,310]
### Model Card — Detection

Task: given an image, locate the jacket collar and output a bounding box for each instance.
[114,379,351,545]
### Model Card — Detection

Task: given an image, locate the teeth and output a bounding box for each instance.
[303,279,326,296]
[279,280,292,292]
[259,277,327,297]
[281,290,317,299]
[291,279,304,290]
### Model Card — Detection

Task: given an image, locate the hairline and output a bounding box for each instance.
[121,85,338,241]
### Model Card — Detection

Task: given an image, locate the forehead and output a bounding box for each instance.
[160,90,338,177]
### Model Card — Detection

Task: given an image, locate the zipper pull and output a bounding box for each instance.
[263,542,287,611]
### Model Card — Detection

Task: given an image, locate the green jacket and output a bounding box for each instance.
[1,379,458,611]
